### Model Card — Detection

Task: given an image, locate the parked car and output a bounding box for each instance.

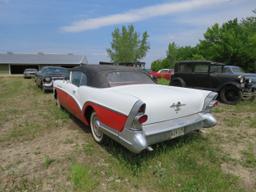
[53,64,217,153]
[149,69,174,80]
[35,66,69,92]
[170,61,254,104]
[23,68,38,78]
[224,65,256,90]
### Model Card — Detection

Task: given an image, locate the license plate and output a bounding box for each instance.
[168,128,184,139]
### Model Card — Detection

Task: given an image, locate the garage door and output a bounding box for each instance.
[10,65,39,74]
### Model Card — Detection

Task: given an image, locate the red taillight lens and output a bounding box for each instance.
[138,115,148,124]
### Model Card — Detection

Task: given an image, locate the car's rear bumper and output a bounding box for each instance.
[99,112,216,153]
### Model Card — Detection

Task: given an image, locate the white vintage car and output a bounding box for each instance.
[53,65,218,153]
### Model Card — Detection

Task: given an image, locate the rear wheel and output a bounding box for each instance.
[220,85,241,105]
[90,112,105,143]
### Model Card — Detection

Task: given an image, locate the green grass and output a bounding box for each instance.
[70,164,97,191]
[0,77,69,143]
[97,134,243,192]
[157,78,170,85]
[242,144,256,168]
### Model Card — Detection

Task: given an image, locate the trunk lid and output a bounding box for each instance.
[109,84,211,125]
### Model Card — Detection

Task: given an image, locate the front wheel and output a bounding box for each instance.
[90,112,105,143]
[220,85,241,105]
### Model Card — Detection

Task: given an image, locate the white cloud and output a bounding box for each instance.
[61,0,228,32]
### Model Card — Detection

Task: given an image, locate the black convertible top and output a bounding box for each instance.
[71,64,152,88]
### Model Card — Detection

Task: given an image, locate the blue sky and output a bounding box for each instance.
[0,0,255,67]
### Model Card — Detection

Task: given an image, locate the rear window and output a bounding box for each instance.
[107,71,154,87]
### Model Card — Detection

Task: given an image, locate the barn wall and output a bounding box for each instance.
[0,64,9,74]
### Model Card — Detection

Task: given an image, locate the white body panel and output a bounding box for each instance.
[108,84,211,124]
[54,80,139,115]
[54,81,210,123]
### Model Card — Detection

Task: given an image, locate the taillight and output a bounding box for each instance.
[138,115,148,124]
[136,104,148,124]
[130,103,148,130]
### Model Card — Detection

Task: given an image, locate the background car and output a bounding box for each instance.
[170,61,254,104]
[53,64,217,153]
[224,65,256,91]
[35,66,69,92]
[148,68,174,80]
[23,68,38,78]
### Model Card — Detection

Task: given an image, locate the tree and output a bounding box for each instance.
[198,16,256,71]
[151,59,162,71]
[107,25,150,63]
[166,42,177,68]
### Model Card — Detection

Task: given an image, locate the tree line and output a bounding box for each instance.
[151,12,256,72]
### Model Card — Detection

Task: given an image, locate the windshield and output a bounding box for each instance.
[107,71,154,87]
[44,68,68,75]
[232,66,244,73]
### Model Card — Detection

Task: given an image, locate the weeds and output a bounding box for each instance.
[70,163,96,191]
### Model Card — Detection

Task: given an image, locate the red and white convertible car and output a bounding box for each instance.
[53,65,218,153]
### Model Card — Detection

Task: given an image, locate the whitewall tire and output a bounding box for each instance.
[90,112,104,143]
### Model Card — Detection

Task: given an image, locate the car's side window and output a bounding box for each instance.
[194,64,209,73]
[80,73,87,86]
[71,71,82,87]
[210,65,223,73]
[179,64,193,73]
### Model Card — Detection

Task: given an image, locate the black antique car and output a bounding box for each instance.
[35,66,69,92]
[170,61,254,104]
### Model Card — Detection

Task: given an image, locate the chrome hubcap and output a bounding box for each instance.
[92,116,103,138]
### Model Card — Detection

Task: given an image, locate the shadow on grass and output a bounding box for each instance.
[101,132,205,176]
[63,108,208,176]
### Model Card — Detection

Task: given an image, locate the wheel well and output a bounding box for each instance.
[171,78,185,86]
[84,106,94,123]
[220,84,239,92]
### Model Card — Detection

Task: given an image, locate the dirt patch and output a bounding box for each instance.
[221,163,256,191]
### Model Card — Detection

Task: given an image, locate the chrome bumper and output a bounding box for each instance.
[109,113,216,153]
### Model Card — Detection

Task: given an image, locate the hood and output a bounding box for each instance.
[108,84,211,125]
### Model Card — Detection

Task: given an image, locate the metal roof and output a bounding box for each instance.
[177,60,224,65]
[0,53,88,65]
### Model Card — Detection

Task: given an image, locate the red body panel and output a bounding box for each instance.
[83,103,128,132]
[148,70,173,80]
[56,88,128,132]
